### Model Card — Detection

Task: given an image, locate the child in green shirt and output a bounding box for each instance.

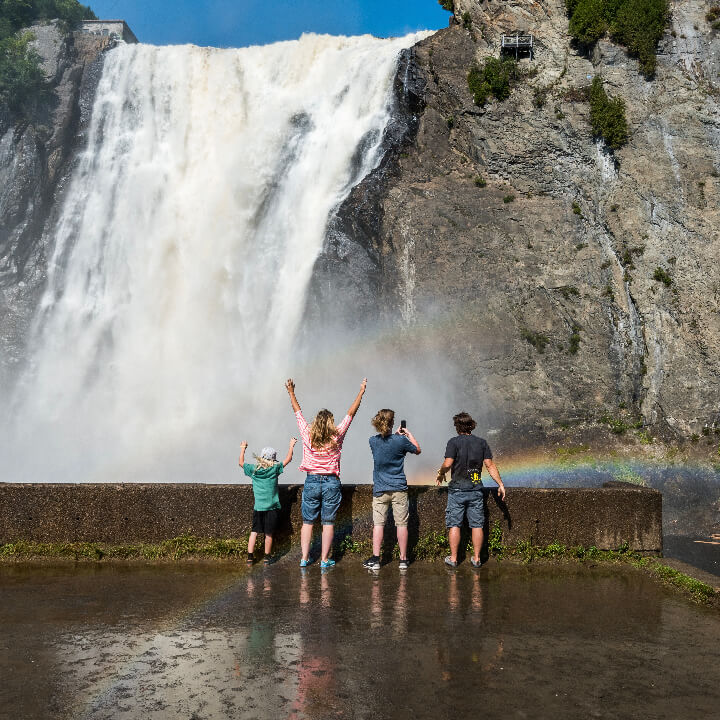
[239,438,296,564]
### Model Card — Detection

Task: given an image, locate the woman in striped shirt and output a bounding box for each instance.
[285,377,367,568]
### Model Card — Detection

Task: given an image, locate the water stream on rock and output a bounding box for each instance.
[3,33,431,483]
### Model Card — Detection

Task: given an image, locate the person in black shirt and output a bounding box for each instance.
[436,411,506,568]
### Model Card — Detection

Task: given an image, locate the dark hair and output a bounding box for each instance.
[372,409,395,437]
[453,411,476,434]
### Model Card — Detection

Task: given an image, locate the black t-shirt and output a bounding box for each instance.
[444,434,493,492]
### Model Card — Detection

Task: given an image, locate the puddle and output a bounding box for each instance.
[1,559,719,719]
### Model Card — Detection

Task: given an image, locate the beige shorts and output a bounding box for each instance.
[372,491,409,527]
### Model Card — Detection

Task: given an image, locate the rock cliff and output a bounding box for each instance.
[309,0,720,455]
[0,22,112,388]
[2,8,719,460]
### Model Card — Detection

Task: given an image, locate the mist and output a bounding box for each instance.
[0,31,471,484]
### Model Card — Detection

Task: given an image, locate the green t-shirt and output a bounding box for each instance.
[243,462,283,511]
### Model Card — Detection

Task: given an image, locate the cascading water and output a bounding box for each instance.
[3,32,430,483]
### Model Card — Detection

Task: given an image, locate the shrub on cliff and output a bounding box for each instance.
[0,0,96,37]
[437,0,454,11]
[0,0,96,117]
[610,0,668,76]
[568,0,607,44]
[708,7,720,30]
[589,76,628,150]
[467,57,518,106]
[0,32,47,114]
[565,0,668,77]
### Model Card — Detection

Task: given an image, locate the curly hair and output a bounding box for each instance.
[453,411,477,434]
[371,409,395,438]
[309,409,338,450]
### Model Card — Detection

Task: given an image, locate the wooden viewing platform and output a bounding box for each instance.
[501,33,534,59]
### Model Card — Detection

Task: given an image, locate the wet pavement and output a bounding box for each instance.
[664,535,720,577]
[2,558,720,720]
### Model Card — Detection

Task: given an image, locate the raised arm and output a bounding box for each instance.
[484,458,506,501]
[283,437,297,467]
[399,426,421,454]
[346,378,367,418]
[238,440,248,467]
[285,378,301,413]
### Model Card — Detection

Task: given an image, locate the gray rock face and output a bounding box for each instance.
[306,47,427,330]
[308,0,720,451]
[0,23,113,389]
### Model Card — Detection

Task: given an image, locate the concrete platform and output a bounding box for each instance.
[0,483,662,552]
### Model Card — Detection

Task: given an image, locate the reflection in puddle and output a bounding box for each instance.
[2,562,720,719]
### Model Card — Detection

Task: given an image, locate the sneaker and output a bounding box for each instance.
[470,557,482,569]
[300,557,314,567]
[444,555,458,568]
[398,558,409,571]
[320,559,336,569]
[246,553,254,564]
[263,555,274,565]
[363,556,381,570]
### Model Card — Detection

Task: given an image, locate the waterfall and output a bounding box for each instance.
[4,32,429,482]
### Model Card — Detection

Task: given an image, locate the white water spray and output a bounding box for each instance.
[4,33,431,482]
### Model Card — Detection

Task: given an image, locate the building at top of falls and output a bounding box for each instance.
[80,19,138,44]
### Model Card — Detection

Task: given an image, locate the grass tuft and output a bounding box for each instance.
[2,531,716,604]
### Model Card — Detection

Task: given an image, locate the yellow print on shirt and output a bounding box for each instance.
[470,469,482,485]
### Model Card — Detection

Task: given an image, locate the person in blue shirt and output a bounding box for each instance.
[363,409,421,570]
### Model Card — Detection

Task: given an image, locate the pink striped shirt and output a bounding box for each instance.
[295,410,353,476]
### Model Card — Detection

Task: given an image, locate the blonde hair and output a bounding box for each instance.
[309,409,338,450]
[372,409,395,438]
[252,455,276,470]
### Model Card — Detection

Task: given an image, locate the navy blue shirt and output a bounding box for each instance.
[444,434,493,492]
[369,433,419,495]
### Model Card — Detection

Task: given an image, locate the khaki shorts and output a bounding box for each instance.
[372,491,409,527]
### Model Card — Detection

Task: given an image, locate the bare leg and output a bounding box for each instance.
[397,526,409,560]
[373,525,384,557]
[301,523,313,561]
[248,531,258,554]
[471,527,484,562]
[264,534,273,556]
[448,526,461,563]
[321,524,334,562]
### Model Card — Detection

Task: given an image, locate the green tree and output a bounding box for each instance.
[565,0,668,77]
[611,0,668,76]
[589,76,628,150]
[0,30,47,114]
[0,0,96,116]
[35,0,96,26]
[0,1,36,34]
[568,0,607,44]
[468,57,518,106]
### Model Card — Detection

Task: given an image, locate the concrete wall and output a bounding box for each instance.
[80,20,138,44]
[0,483,662,553]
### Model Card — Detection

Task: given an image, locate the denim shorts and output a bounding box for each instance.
[302,474,342,525]
[445,489,485,529]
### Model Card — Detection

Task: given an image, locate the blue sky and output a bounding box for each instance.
[87,1,451,47]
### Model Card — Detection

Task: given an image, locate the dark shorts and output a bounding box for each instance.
[445,489,485,529]
[301,474,342,525]
[252,508,280,535]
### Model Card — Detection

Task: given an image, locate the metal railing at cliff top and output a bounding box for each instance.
[501,33,534,59]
